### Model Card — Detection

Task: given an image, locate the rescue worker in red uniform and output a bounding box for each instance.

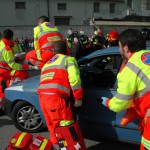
[106,30,119,48]
[101,29,150,150]
[25,16,63,69]
[38,40,86,150]
[0,29,33,113]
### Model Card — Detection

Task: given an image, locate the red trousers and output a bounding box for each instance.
[0,69,28,98]
[39,93,73,144]
[140,117,150,150]
[25,50,54,69]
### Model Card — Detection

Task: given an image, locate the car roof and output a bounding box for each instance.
[78,44,150,64]
[78,46,120,64]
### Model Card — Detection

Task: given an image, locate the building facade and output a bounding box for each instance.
[0,0,150,26]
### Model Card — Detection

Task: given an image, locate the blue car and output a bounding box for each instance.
[3,46,142,144]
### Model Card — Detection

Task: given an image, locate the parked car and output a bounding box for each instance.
[3,46,145,144]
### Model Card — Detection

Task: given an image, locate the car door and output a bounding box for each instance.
[78,53,123,139]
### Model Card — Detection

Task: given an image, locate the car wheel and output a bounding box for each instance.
[11,101,43,133]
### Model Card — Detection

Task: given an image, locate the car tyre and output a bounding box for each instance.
[11,101,43,133]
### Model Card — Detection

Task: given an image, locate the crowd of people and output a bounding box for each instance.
[15,37,34,52]
[0,15,150,150]
[65,28,119,59]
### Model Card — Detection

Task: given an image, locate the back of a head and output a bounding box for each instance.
[54,40,67,54]
[3,29,14,40]
[38,16,49,24]
[119,29,146,52]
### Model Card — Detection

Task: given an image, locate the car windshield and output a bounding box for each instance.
[80,54,123,88]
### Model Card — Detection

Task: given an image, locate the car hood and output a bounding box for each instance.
[5,75,40,93]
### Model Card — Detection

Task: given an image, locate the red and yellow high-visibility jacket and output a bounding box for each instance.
[107,50,150,118]
[34,22,63,60]
[38,54,83,101]
[0,38,29,75]
[13,42,23,54]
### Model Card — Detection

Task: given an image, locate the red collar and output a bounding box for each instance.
[119,52,135,72]
[2,38,12,46]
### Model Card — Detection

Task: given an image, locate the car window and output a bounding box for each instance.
[80,54,123,88]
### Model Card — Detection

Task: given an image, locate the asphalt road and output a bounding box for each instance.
[0,115,140,150]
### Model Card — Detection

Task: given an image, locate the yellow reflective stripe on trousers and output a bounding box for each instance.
[40,138,48,150]
[10,70,16,76]
[141,136,150,149]
[60,120,74,126]
[15,132,27,146]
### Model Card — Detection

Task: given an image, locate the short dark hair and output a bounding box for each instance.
[38,16,49,22]
[54,40,67,54]
[119,29,146,52]
[3,29,14,40]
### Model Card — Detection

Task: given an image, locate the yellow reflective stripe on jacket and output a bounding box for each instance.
[126,62,150,99]
[141,137,150,149]
[42,54,68,72]
[40,139,48,150]
[3,50,21,70]
[40,54,82,95]
[34,22,60,50]
[13,44,22,54]
[0,47,5,56]
[38,31,61,40]
[0,41,22,70]
[109,50,150,113]
[15,132,27,146]
[60,120,74,126]
[66,57,81,89]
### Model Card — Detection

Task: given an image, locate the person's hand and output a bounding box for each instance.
[74,99,83,107]
[101,97,109,107]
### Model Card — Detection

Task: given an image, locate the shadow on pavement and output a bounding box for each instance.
[86,139,139,150]
[0,119,13,127]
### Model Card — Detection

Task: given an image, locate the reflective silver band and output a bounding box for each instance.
[42,55,68,72]
[38,31,60,40]
[146,108,150,117]
[67,62,75,68]
[38,25,43,32]
[41,42,54,49]
[0,65,10,70]
[34,38,38,41]
[126,62,149,85]
[126,62,150,99]
[72,84,82,91]
[0,47,6,61]
[39,83,70,94]
[115,92,133,101]
[7,59,15,64]
[0,47,5,55]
